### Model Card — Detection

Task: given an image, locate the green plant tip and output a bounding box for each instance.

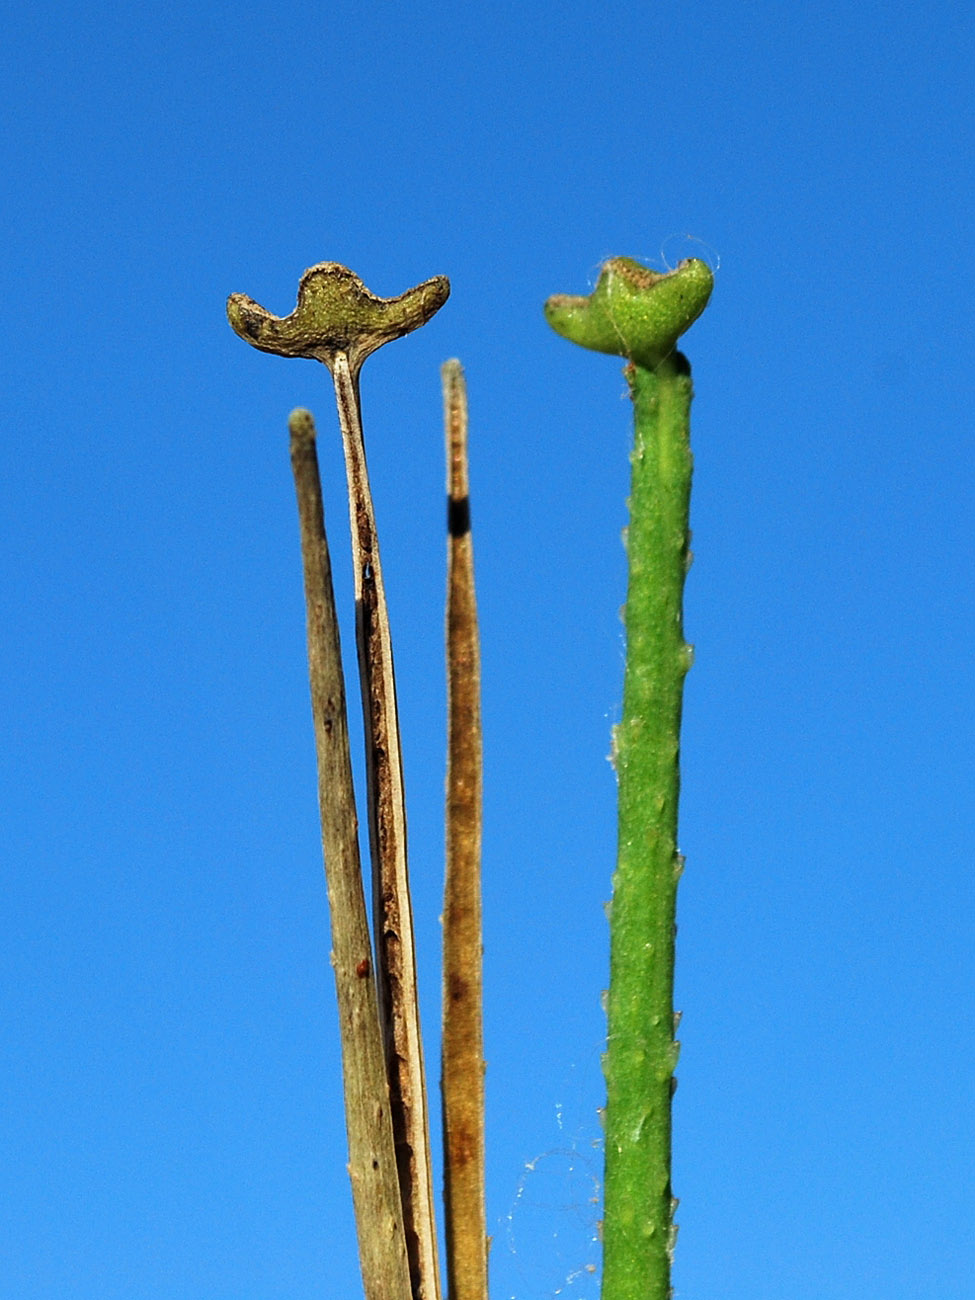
[227,262,450,376]
[544,256,713,368]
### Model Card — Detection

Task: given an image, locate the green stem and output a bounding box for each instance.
[544,256,710,1300]
[602,355,692,1300]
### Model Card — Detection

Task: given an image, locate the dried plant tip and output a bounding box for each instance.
[544,257,713,369]
[227,262,450,375]
[287,406,317,444]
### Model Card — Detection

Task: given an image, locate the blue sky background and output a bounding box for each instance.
[2,2,973,1297]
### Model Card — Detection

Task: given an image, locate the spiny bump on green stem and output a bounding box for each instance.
[544,256,713,369]
[227,262,450,376]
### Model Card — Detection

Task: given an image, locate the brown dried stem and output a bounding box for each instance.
[440,360,487,1300]
[288,408,412,1300]
[330,353,441,1300]
[229,265,449,1300]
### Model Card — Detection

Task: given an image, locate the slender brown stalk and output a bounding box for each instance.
[440,360,487,1300]
[331,353,441,1300]
[228,265,449,1300]
[288,408,412,1300]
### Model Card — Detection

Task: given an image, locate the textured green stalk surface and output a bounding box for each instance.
[603,357,692,1300]
[545,256,710,1300]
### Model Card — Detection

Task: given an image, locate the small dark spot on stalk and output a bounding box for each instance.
[448,495,471,537]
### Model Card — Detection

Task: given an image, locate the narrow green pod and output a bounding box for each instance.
[545,256,711,1300]
[603,354,692,1300]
